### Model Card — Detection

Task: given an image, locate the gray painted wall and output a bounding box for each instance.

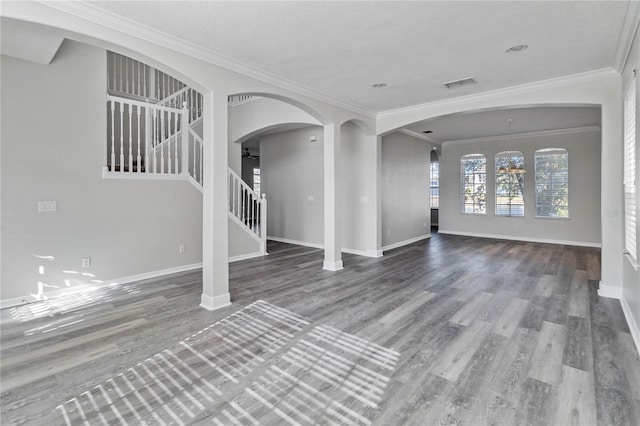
[439,129,601,245]
[381,132,432,248]
[341,122,372,253]
[260,126,324,246]
[229,217,260,259]
[1,40,203,301]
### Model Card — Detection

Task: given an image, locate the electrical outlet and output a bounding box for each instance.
[82,257,91,268]
[178,244,186,253]
[38,201,57,212]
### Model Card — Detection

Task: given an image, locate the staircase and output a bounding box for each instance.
[105,52,267,255]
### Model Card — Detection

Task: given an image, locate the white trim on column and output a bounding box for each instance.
[322,260,344,271]
[597,282,623,299]
[200,292,231,311]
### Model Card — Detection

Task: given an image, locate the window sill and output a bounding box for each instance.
[534,216,571,221]
[624,251,639,271]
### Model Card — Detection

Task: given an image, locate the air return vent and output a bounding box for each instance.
[442,77,476,89]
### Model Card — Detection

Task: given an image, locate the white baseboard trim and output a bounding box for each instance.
[621,296,640,355]
[342,248,384,258]
[382,234,431,252]
[200,292,231,311]
[268,236,324,249]
[0,263,203,309]
[323,260,344,271]
[597,282,623,299]
[437,229,601,248]
[229,252,265,263]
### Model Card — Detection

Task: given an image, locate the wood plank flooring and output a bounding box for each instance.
[1,232,639,425]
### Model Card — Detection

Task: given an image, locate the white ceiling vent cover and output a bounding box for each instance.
[443,77,477,89]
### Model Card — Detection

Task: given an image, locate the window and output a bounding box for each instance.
[430,161,439,208]
[253,168,261,195]
[624,77,637,262]
[461,154,487,214]
[495,151,525,216]
[535,148,569,218]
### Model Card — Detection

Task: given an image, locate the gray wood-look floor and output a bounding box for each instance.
[1,232,639,425]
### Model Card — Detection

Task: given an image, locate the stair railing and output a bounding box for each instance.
[228,168,267,254]
[107,94,188,175]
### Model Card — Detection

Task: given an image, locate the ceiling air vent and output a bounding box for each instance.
[442,77,476,89]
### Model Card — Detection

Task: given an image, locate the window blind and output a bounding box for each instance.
[535,148,569,218]
[495,151,525,216]
[624,77,637,262]
[460,154,487,214]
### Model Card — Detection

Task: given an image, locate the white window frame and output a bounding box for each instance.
[430,161,439,209]
[623,76,637,265]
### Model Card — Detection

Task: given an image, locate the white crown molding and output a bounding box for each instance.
[378,68,619,121]
[442,125,601,147]
[614,0,640,72]
[398,129,442,145]
[36,1,376,119]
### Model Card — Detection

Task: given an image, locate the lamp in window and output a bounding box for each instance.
[498,119,527,174]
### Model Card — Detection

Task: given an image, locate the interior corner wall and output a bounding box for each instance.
[0,40,203,302]
[260,126,324,246]
[439,129,601,246]
[341,122,373,254]
[381,132,431,248]
[621,23,640,348]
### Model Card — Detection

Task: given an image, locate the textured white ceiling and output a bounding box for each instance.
[87,1,630,113]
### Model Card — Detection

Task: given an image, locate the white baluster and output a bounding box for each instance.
[160,110,165,174]
[167,111,172,174]
[174,111,179,174]
[110,100,115,171]
[119,102,124,172]
[136,106,142,173]
[143,64,147,98]
[199,143,203,184]
[192,132,196,179]
[144,107,150,173]
[260,194,268,255]
[181,102,189,175]
[137,61,141,97]
[249,192,254,231]
[128,103,133,172]
[125,56,129,94]
[153,109,158,173]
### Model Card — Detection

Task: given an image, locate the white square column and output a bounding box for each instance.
[323,123,343,271]
[201,91,231,310]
